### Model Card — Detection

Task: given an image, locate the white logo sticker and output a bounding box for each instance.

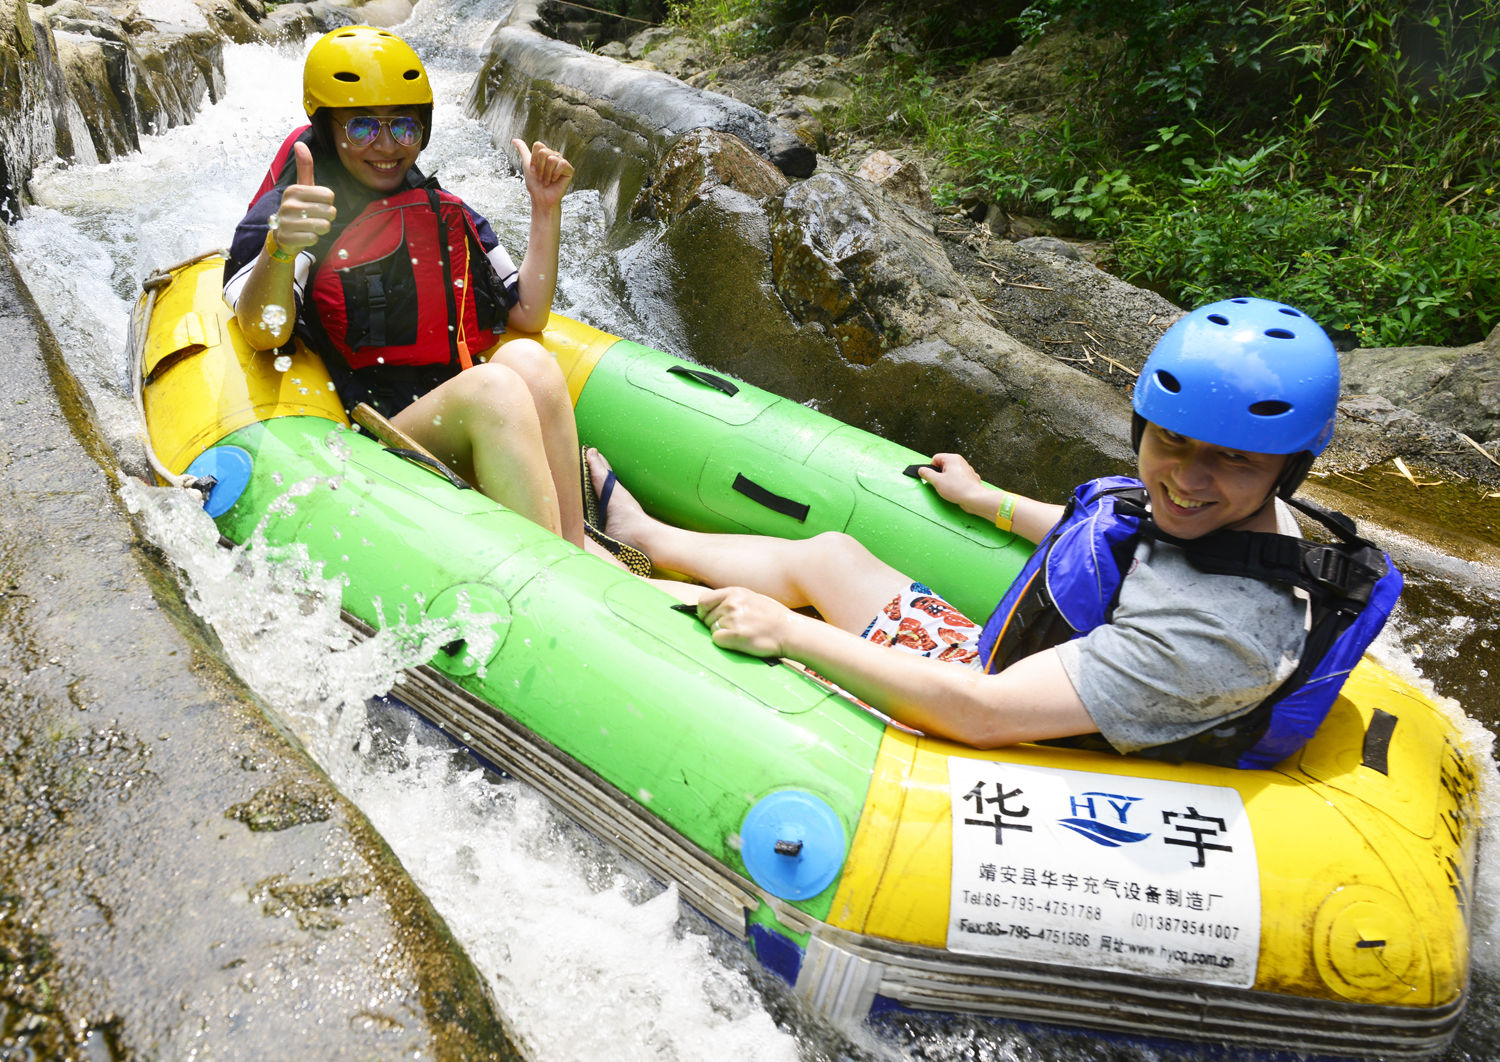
[946,758,1261,987]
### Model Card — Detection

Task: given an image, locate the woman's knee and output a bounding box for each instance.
[454,361,535,417]
[489,338,566,398]
[806,531,878,571]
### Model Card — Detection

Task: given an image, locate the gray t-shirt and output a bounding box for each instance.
[1053,503,1308,754]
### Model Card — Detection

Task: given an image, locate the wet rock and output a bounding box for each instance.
[49,24,224,163]
[227,778,335,831]
[632,127,788,222]
[0,1,79,218]
[466,3,783,224]
[256,872,371,930]
[769,170,969,364]
[1342,323,1500,445]
[54,34,138,161]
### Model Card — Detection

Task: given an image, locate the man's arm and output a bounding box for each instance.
[919,453,1065,544]
[698,586,1098,748]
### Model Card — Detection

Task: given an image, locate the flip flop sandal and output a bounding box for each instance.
[580,446,653,577]
[580,445,603,528]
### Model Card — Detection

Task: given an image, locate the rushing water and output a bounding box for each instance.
[9,5,1500,1059]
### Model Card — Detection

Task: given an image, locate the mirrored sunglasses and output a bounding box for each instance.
[340,115,423,148]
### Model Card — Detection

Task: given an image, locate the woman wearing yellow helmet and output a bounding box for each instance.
[225,26,589,548]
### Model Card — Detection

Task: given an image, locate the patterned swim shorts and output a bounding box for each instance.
[860,582,983,669]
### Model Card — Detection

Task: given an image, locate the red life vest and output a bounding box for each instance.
[252,126,510,371]
[310,183,505,371]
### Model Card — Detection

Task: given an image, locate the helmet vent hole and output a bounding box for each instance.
[334,71,360,83]
[1154,370,1181,394]
[1206,314,1229,326]
[1264,328,1295,339]
[1278,307,1303,318]
[1249,400,1292,417]
[403,70,421,80]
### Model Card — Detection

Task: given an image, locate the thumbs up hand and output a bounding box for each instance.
[272,141,337,252]
[513,139,574,212]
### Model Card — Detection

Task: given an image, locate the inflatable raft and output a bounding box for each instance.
[133,253,1479,1059]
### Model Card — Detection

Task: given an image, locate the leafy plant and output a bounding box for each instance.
[1035,169,1137,226]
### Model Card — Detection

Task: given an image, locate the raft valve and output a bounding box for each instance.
[740,791,845,901]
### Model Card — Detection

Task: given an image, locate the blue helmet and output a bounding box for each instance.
[1133,297,1340,496]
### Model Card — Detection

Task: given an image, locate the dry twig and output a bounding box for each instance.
[1456,431,1500,468]
[993,275,1055,292]
[1386,457,1443,486]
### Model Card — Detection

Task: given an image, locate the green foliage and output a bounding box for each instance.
[1036,170,1137,225]
[666,0,1500,346]
[1110,154,1500,347]
[670,0,1025,60]
[985,0,1500,345]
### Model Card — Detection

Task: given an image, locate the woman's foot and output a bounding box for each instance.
[584,447,657,553]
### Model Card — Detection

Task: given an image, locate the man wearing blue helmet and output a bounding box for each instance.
[586,298,1398,766]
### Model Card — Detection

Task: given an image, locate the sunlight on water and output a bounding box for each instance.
[10,5,1500,1060]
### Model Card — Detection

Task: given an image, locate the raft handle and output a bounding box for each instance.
[668,365,740,397]
[903,463,937,479]
[733,473,810,523]
[1361,708,1398,775]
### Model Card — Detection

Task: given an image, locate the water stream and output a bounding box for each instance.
[9,5,1499,1059]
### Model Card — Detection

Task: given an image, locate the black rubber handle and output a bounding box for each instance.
[732,473,809,522]
[668,365,740,397]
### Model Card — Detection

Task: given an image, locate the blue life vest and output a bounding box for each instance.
[976,476,1403,769]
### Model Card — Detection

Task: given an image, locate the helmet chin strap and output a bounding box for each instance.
[1273,451,1315,500]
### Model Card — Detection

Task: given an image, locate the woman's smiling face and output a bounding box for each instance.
[329,105,422,193]
[1136,422,1287,538]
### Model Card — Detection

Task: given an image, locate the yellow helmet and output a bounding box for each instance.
[303,26,433,116]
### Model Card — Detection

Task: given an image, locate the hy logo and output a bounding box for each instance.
[1059,791,1151,847]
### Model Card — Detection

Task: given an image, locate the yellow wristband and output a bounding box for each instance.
[994,491,1017,532]
[265,230,294,263]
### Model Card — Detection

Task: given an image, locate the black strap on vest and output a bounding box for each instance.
[1140,494,1388,615]
[428,185,462,368]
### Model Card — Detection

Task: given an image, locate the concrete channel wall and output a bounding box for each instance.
[0,1,524,1053]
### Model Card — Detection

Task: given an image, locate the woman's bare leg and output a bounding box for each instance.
[393,362,563,537]
[484,339,586,549]
[585,448,908,632]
